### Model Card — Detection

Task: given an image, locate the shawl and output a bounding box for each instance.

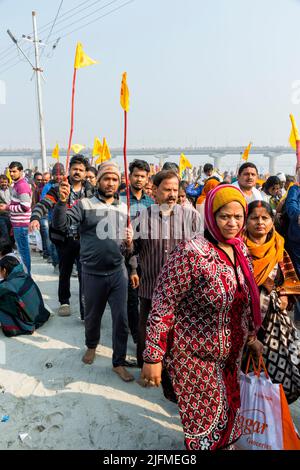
[196,178,219,205]
[244,230,284,286]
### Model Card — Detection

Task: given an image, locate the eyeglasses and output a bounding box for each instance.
[86,175,96,180]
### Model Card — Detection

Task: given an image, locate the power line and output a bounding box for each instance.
[0,0,102,63]
[42,0,121,39]
[37,0,103,35]
[38,0,106,38]
[40,0,64,59]
[0,0,135,75]
[56,0,135,39]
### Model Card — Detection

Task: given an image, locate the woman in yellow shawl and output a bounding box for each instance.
[244,200,300,403]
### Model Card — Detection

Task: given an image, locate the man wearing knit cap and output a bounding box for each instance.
[52,161,135,382]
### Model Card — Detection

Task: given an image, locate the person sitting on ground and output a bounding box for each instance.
[0,256,50,337]
[0,238,18,263]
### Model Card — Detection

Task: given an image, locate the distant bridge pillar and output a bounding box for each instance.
[211,154,223,171]
[266,153,279,175]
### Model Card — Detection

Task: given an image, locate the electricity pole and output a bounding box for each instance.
[32,11,47,172]
[7,11,47,172]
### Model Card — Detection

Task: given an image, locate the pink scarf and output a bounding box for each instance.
[205,184,262,331]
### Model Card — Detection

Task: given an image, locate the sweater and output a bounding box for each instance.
[9,178,32,228]
[52,193,128,275]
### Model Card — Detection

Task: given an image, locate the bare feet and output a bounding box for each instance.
[113,366,134,382]
[82,348,96,365]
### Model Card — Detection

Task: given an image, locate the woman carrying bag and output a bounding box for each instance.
[244,200,300,404]
[141,185,263,451]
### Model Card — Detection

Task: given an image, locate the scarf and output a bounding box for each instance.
[244,230,284,287]
[196,178,220,205]
[205,184,262,331]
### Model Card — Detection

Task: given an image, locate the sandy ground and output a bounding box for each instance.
[0,251,299,450]
[0,251,183,450]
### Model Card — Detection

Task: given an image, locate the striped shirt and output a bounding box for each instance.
[9,178,32,228]
[119,188,154,219]
[131,204,202,299]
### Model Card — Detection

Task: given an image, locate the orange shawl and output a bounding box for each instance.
[196,178,219,205]
[244,230,285,286]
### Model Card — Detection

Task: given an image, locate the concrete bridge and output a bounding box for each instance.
[0,146,295,174]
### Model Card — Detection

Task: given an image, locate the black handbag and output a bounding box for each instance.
[260,291,300,404]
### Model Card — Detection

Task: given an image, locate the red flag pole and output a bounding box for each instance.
[65,67,77,176]
[123,110,130,227]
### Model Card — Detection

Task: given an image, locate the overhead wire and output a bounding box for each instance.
[40,0,64,60]
[0,0,102,64]
[59,0,135,39]
[38,0,106,37]
[0,0,136,75]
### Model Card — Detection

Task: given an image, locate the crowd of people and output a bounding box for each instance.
[0,155,299,450]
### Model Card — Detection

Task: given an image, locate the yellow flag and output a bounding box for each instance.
[179,153,192,177]
[52,143,60,160]
[5,167,12,184]
[71,144,85,154]
[289,114,300,150]
[120,72,129,112]
[92,137,103,157]
[242,142,252,161]
[101,137,111,162]
[74,42,98,69]
[96,138,111,164]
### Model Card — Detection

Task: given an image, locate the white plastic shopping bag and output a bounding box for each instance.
[237,355,300,450]
[34,229,43,252]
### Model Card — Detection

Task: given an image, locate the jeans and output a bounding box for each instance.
[49,242,59,266]
[13,226,31,275]
[56,238,84,318]
[40,217,50,258]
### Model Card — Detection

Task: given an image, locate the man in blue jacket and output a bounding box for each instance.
[285,184,300,328]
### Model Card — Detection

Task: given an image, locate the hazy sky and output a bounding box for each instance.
[1,0,300,149]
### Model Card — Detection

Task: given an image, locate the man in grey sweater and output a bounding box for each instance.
[52,161,134,382]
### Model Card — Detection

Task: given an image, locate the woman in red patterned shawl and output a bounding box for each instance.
[141,185,263,450]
